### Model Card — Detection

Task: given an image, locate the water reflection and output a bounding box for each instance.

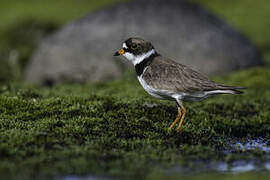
[60,139,270,179]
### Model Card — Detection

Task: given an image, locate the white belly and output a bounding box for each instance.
[137,75,212,102]
[137,76,175,100]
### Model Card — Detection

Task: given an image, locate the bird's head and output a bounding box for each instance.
[114,37,156,65]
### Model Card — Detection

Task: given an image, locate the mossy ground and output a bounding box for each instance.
[1,67,270,179]
[0,0,270,179]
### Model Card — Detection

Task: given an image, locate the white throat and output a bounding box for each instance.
[122,43,155,65]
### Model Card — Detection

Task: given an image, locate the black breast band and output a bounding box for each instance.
[135,53,159,76]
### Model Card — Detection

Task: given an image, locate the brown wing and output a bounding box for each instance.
[143,56,231,93]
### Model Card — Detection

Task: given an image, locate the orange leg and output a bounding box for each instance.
[168,107,182,130]
[176,106,186,132]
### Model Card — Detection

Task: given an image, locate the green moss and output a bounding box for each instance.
[0,66,270,179]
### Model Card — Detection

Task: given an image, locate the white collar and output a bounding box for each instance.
[123,49,156,65]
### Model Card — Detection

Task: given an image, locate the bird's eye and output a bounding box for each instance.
[131,44,138,49]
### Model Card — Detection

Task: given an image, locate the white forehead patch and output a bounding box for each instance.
[123,43,128,49]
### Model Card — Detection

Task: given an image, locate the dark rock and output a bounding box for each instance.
[24,0,263,85]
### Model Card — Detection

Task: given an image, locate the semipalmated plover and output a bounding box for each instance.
[114,37,244,132]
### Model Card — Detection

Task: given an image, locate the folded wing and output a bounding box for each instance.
[143,56,244,94]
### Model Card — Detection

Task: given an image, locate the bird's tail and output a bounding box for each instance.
[215,85,246,95]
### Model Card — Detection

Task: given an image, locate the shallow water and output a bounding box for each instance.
[60,138,270,180]
[233,139,270,152]
[216,138,270,173]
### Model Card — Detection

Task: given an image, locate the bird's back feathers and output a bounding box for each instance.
[142,56,245,95]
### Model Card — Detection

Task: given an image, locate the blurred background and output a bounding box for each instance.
[0,0,269,86]
[0,0,123,83]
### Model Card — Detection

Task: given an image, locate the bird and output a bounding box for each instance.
[114,37,244,132]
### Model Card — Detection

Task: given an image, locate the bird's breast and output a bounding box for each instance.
[137,75,175,100]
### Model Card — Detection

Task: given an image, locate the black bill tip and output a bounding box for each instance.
[114,51,120,56]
